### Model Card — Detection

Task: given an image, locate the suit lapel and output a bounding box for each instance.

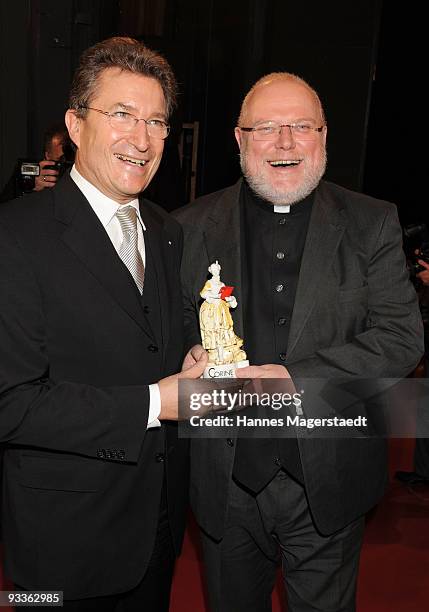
[54,175,154,340]
[139,198,171,363]
[287,183,347,359]
[202,181,245,338]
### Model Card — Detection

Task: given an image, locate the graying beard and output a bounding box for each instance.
[240,152,327,206]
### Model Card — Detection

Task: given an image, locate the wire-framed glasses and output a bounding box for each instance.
[239,121,325,142]
[82,107,170,139]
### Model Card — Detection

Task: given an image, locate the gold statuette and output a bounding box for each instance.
[199,261,249,378]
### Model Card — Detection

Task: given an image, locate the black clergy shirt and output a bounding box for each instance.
[233,180,314,491]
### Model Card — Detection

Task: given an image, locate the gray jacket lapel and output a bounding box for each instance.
[287,183,347,360]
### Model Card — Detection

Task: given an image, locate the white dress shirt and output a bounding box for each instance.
[70,166,161,429]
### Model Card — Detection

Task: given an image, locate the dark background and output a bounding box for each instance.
[0,0,422,222]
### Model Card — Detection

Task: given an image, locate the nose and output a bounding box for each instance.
[129,119,150,151]
[275,124,296,149]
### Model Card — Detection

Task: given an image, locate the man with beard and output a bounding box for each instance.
[174,73,423,611]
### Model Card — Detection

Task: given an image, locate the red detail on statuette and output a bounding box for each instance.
[220,286,234,299]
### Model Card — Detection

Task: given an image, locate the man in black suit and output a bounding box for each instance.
[0,37,206,611]
[174,73,423,611]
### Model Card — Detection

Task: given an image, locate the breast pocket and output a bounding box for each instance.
[19,453,104,492]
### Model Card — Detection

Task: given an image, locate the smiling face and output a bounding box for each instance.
[235,78,327,205]
[66,67,166,204]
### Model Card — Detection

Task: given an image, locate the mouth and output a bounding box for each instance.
[268,159,302,168]
[114,153,147,167]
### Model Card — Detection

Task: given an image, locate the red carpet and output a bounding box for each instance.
[355,439,429,612]
[1,439,428,611]
[170,439,429,611]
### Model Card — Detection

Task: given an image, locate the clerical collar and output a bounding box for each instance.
[242,179,315,216]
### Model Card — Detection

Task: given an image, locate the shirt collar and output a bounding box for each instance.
[70,165,146,230]
[242,179,314,217]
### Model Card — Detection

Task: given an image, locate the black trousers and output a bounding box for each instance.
[16,489,175,612]
[201,471,365,612]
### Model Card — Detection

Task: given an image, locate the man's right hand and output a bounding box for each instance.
[33,160,59,191]
[417,259,429,285]
[158,345,208,420]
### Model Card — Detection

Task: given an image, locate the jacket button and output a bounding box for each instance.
[148,344,159,352]
[97,449,106,459]
[274,457,282,467]
[155,453,165,462]
[226,438,234,447]
[118,450,125,460]
[279,353,287,361]
[143,305,150,314]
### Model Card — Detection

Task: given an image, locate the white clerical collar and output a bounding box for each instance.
[273,204,291,213]
[70,165,146,230]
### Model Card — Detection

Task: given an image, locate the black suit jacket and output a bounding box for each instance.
[174,179,423,537]
[0,174,187,598]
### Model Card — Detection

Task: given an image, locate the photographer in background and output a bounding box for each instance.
[396,224,429,486]
[0,122,74,202]
[414,258,429,286]
[34,123,74,190]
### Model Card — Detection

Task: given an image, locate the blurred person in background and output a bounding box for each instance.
[0,122,74,202]
[396,238,429,486]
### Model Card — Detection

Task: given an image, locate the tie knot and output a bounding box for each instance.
[116,205,138,234]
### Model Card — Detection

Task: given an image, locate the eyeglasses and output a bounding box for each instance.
[81,107,170,139]
[239,121,325,142]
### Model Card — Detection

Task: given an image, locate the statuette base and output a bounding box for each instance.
[203,360,249,379]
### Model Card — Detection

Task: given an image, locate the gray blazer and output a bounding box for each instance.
[174,179,423,537]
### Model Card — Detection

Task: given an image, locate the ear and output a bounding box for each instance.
[322,124,328,146]
[234,127,243,150]
[65,109,81,149]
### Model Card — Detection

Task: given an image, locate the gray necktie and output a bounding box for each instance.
[116,206,145,293]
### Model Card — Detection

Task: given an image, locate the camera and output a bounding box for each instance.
[44,159,74,177]
[17,154,74,195]
[403,223,429,278]
[43,142,74,179]
[18,161,40,193]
